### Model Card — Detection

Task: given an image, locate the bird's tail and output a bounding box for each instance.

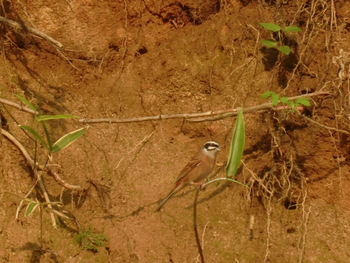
[155,184,183,212]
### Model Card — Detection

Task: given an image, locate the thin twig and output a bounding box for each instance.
[1,128,82,191]
[0,98,37,114]
[0,15,63,48]
[193,176,247,263]
[193,187,205,263]
[0,92,330,124]
[15,177,40,220]
[188,92,329,122]
[78,92,329,123]
[201,177,248,189]
[241,161,273,195]
[298,112,350,135]
[37,172,57,228]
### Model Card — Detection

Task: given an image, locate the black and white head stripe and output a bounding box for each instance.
[203,141,220,151]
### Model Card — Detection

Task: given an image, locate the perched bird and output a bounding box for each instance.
[155,141,221,212]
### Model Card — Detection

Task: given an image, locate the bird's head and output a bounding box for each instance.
[202,141,221,158]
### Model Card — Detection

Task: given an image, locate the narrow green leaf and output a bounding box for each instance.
[41,121,53,151]
[19,125,48,149]
[226,109,245,177]
[51,127,87,153]
[36,114,77,122]
[25,202,39,217]
[259,23,281,32]
[295,97,311,106]
[278,46,291,55]
[15,94,37,112]
[261,39,278,48]
[261,91,275,99]
[284,26,301,32]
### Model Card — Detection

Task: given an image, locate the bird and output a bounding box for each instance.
[155,141,221,212]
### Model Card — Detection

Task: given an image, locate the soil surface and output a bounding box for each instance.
[1,0,350,262]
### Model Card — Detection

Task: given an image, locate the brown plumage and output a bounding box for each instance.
[155,141,220,212]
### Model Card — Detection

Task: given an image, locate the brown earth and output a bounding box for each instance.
[1,0,350,262]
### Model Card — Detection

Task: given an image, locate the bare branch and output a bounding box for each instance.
[1,128,82,191]
[0,91,330,124]
[77,91,330,124]
[0,15,63,48]
[0,98,37,114]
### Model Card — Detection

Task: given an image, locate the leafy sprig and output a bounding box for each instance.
[261,91,311,110]
[259,23,301,55]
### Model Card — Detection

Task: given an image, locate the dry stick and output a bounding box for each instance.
[197,222,210,263]
[37,172,57,228]
[298,113,350,135]
[2,128,57,226]
[298,183,310,263]
[193,177,247,263]
[0,92,329,124]
[187,92,329,122]
[1,128,82,191]
[0,98,37,114]
[15,178,40,220]
[193,187,205,263]
[241,161,272,195]
[0,15,63,48]
[76,92,329,124]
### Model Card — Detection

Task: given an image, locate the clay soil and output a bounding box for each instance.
[1,0,350,262]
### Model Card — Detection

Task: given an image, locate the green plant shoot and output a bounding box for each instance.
[74,228,107,252]
[259,23,301,55]
[15,94,87,153]
[25,201,39,217]
[259,23,281,32]
[51,127,87,153]
[226,109,245,177]
[261,91,311,110]
[36,114,77,122]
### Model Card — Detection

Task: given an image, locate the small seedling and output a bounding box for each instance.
[74,228,107,252]
[259,23,301,55]
[261,91,311,111]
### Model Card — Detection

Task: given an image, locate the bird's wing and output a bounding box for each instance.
[175,157,201,185]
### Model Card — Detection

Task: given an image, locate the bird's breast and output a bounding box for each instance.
[188,155,215,183]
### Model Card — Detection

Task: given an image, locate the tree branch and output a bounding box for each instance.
[0,91,330,124]
[77,91,330,124]
[0,15,63,48]
[1,128,82,191]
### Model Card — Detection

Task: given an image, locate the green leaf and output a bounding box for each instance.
[41,121,53,151]
[279,97,289,104]
[261,39,278,48]
[36,114,77,122]
[19,125,48,149]
[271,93,280,106]
[284,26,301,32]
[261,91,275,99]
[25,201,39,217]
[51,127,87,153]
[15,94,38,112]
[278,46,291,55]
[259,23,281,32]
[226,109,245,177]
[295,97,311,106]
